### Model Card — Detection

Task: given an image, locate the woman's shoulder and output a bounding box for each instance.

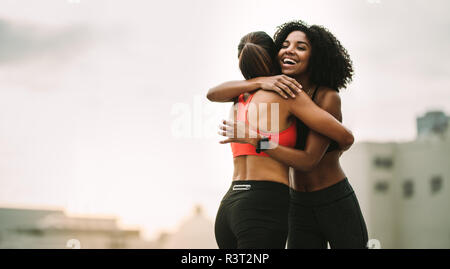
[315,86,341,106]
[252,89,287,103]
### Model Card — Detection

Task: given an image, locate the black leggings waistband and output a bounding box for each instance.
[229,180,290,192]
[290,178,354,206]
[222,180,290,204]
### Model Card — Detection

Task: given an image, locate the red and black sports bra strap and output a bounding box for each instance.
[238,93,244,103]
[242,92,256,123]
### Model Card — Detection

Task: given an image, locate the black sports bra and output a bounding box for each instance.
[294,86,340,152]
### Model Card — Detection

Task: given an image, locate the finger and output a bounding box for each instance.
[218,125,227,132]
[283,75,302,91]
[274,86,288,99]
[223,128,239,138]
[281,78,302,94]
[226,121,235,128]
[274,82,293,98]
[222,119,235,127]
[217,130,233,138]
[281,76,302,93]
[219,125,235,135]
[277,80,295,98]
[219,139,235,144]
[282,74,301,87]
[268,82,288,99]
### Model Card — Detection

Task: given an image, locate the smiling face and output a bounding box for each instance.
[277,31,311,77]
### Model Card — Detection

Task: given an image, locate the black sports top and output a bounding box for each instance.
[294,86,339,152]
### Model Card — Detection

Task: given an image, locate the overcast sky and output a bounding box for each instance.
[0,0,449,240]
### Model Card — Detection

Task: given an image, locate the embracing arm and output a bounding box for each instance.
[220,120,331,172]
[218,89,351,171]
[262,136,329,172]
[206,75,303,102]
[206,79,260,102]
[262,91,346,171]
[287,89,354,151]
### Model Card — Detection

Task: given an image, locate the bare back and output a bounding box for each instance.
[230,90,294,186]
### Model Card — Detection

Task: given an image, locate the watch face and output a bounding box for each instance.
[260,140,271,150]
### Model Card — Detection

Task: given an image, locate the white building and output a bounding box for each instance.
[341,111,450,248]
[0,206,156,249]
[0,205,217,249]
[159,205,217,249]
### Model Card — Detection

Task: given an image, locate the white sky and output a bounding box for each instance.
[0,0,449,240]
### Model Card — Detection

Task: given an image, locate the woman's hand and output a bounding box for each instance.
[253,75,302,99]
[218,120,261,147]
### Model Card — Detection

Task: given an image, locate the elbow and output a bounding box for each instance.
[206,89,215,102]
[206,89,224,102]
[345,132,355,148]
[340,131,354,151]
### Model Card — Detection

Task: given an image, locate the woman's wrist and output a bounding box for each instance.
[248,77,262,90]
[248,135,262,148]
[254,135,278,153]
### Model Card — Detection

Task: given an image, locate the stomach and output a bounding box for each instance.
[291,150,346,192]
[232,155,290,186]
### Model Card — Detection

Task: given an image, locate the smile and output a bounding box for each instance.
[282,58,297,65]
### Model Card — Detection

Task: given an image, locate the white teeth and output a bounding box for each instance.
[283,58,296,65]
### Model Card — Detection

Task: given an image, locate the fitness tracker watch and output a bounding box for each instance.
[255,136,271,153]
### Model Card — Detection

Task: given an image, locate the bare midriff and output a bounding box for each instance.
[291,150,346,192]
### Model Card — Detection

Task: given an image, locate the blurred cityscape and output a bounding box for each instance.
[0,205,217,249]
[341,110,450,248]
[0,110,449,249]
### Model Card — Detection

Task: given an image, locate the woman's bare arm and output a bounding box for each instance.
[206,75,303,102]
[286,89,354,151]
[206,79,260,102]
[263,90,347,171]
[218,88,352,171]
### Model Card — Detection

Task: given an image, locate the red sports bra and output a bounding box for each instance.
[231,92,297,157]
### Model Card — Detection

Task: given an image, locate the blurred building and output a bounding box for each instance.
[0,206,156,249]
[341,111,450,248]
[159,205,217,249]
[417,111,450,139]
[0,205,217,249]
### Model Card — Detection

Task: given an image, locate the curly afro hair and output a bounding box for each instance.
[273,20,353,91]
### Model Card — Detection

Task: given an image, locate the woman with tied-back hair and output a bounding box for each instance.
[207,30,355,249]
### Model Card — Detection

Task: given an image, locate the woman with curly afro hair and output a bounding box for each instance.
[208,20,368,249]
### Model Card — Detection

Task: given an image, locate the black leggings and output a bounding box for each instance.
[288,178,368,249]
[214,180,290,249]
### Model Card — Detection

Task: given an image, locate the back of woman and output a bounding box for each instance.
[214,31,293,249]
[231,89,296,185]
